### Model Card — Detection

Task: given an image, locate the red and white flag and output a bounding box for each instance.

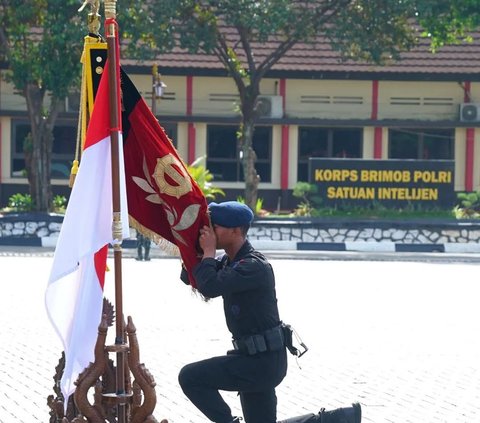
[45,66,129,401]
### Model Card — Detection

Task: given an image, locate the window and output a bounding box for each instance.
[389,129,454,160]
[11,120,77,179]
[206,125,272,182]
[160,122,178,147]
[297,127,362,182]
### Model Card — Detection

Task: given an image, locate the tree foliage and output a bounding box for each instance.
[122,0,480,210]
[0,0,85,211]
[414,0,480,50]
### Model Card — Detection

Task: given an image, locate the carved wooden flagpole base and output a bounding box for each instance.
[47,301,165,423]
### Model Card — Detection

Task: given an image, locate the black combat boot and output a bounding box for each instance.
[319,403,361,423]
[277,413,317,423]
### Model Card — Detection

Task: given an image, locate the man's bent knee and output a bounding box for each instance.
[178,362,199,390]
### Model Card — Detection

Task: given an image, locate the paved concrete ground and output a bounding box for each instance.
[1,251,480,422]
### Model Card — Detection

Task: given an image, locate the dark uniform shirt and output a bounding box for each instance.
[192,240,281,340]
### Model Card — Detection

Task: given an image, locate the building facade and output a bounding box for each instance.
[1,35,479,210]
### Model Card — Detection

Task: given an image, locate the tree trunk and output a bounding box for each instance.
[24,84,59,212]
[240,118,259,211]
[238,85,261,212]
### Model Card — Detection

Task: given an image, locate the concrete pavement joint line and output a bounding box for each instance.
[1,236,480,254]
[1,246,480,263]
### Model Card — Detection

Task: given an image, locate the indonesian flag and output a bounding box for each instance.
[121,69,209,287]
[45,66,129,401]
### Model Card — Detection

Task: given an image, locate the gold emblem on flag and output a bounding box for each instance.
[132,155,201,247]
[153,154,192,199]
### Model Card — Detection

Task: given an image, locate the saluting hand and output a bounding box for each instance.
[199,225,216,258]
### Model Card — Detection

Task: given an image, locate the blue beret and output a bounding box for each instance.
[209,201,254,228]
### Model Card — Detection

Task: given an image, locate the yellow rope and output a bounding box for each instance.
[69,38,89,188]
[69,37,106,188]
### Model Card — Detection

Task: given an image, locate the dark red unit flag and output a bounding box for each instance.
[121,69,209,287]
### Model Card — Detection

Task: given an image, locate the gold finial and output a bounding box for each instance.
[104,0,117,19]
[78,0,101,35]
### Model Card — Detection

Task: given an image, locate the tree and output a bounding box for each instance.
[122,0,479,211]
[0,0,85,211]
[1,1,478,212]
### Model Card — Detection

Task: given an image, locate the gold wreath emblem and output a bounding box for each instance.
[153,154,192,199]
[132,155,200,246]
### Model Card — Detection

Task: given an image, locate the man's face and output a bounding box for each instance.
[212,224,236,249]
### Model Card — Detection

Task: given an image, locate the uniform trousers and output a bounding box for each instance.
[179,349,288,423]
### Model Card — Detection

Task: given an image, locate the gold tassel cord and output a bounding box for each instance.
[69,47,87,188]
[70,36,107,188]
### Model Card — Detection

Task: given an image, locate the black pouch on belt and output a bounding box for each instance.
[265,325,284,351]
[243,336,257,355]
[253,334,267,353]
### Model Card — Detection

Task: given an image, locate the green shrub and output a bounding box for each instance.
[454,191,480,218]
[7,193,34,212]
[236,196,266,216]
[52,195,67,213]
[186,156,225,200]
[292,182,322,217]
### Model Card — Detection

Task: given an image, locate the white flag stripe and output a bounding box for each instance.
[49,256,104,397]
[46,127,129,401]
[48,137,113,283]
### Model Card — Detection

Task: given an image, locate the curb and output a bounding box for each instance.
[257,240,480,253]
[1,237,480,254]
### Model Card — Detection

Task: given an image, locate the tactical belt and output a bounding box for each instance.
[232,325,285,355]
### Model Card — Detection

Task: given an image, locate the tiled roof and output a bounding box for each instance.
[123,31,480,79]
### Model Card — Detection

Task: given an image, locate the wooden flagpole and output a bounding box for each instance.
[104,1,128,421]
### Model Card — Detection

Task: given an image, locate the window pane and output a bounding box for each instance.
[52,123,76,178]
[12,119,77,179]
[389,129,418,159]
[255,162,271,183]
[161,122,178,147]
[332,129,362,158]
[389,128,454,160]
[208,161,238,182]
[14,123,31,155]
[252,127,271,159]
[51,159,72,178]
[52,125,76,155]
[298,127,362,181]
[207,126,237,158]
[298,127,328,159]
[12,158,26,177]
[423,130,454,160]
[298,127,328,182]
[207,124,271,182]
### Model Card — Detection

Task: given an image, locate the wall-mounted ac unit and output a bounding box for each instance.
[257,95,283,118]
[460,103,480,122]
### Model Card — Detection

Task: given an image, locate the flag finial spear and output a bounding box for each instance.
[78,0,101,35]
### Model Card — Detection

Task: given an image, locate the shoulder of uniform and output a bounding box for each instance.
[231,252,267,269]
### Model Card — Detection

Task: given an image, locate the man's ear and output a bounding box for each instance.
[232,227,243,236]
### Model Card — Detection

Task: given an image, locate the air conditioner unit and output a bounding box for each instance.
[257,95,283,118]
[460,103,480,122]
